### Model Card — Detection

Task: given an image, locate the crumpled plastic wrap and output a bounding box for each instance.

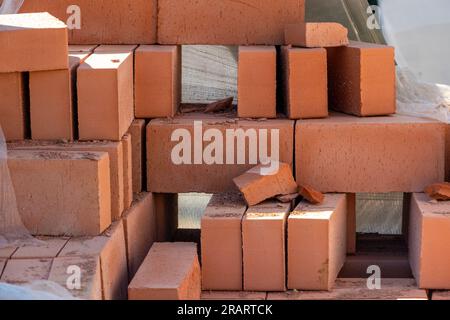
[0,126,36,247]
[0,0,24,14]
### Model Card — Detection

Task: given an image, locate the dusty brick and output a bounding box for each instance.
[158,0,305,45]
[424,182,450,201]
[327,41,396,116]
[432,291,450,300]
[298,185,325,204]
[0,72,27,141]
[0,259,6,277]
[281,46,328,119]
[154,194,178,242]
[21,0,157,45]
[285,23,349,48]
[296,113,446,193]
[288,194,347,291]
[202,291,267,300]
[129,242,201,300]
[135,45,181,118]
[8,150,111,236]
[8,140,125,221]
[147,114,294,193]
[268,279,427,300]
[238,46,276,118]
[68,45,98,53]
[49,255,102,300]
[59,221,128,300]
[30,52,91,140]
[243,201,290,291]
[201,193,247,291]
[234,162,298,206]
[123,193,156,279]
[0,13,68,72]
[409,193,450,289]
[129,120,146,194]
[12,237,69,259]
[0,258,52,284]
[0,247,17,259]
[77,49,134,141]
[122,134,133,210]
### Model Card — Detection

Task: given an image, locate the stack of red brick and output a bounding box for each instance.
[0,0,449,300]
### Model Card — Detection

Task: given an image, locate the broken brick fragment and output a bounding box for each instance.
[424,182,450,201]
[205,97,234,113]
[299,185,325,204]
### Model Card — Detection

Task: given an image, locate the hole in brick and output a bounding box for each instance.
[181,45,238,106]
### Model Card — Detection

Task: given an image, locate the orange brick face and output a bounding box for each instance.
[281,46,328,119]
[0,73,27,141]
[21,0,157,45]
[285,23,349,48]
[158,0,305,45]
[327,41,396,116]
[135,46,181,118]
[238,46,277,118]
[296,113,446,193]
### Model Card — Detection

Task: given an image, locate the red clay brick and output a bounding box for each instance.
[296,113,446,193]
[8,150,111,236]
[202,291,267,300]
[327,41,396,116]
[288,194,347,291]
[158,0,305,45]
[0,259,6,277]
[154,194,178,242]
[409,193,450,289]
[432,291,450,300]
[0,258,52,285]
[285,23,349,48]
[30,52,91,140]
[281,46,328,119]
[59,221,128,300]
[147,114,294,193]
[233,162,298,206]
[0,247,17,259]
[269,279,427,300]
[8,140,125,221]
[94,45,138,53]
[0,72,27,141]
[135,45,181,118]
[201,194,247,291]
[129,120,146,194]
[21,0,157,45]
[243,201,291,291]
[12,237,69,259]
[68,45,98,53]
[238,46,276,118]
[298,185,325,204]
[0,13,68,72]
[128,242,201,300]
[77,49,134,141]
[49,255,102,300]
[122,134,133,210]
[123,193,156,280]
[424,182,450,201]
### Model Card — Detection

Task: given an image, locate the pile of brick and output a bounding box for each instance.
[0,0,449,300]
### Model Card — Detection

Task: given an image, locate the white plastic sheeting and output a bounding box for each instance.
[0,281,76,300]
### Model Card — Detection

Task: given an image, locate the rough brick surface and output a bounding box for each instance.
[129,242,201,300]
[12,237,69,259]
[122,134,133,210]
[285,23,349,48]
[243,201,290,291]
[135,46,181,118]
[269,279,427,300]
[30,52,91,140]
[8,150,111,236]
[327,41,396,116]
[77,48,134,141]
[60,221,128,300]
[68,45,98,53]
[158,0,305,45]
[281,46,328,119]
[123,193,156,279]
[432,291,450,300]
[288,194,347,291]
[21,0,157,44]
[296,113,446,193]
[147,114,294,193]
[238,46,276,118]
[8,140,125,221]
[0,247,17,259]
[0,73,27,141]
[409,193,450,289]
[0,13,68,72]
[129,120,146,194]
[201,194,247,291]
[233,162,298,206]
[1,259,52,284]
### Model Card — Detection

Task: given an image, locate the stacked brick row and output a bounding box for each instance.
[0,0,449,300]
